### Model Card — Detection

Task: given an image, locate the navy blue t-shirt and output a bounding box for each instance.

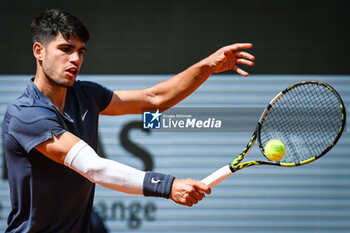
[2,79,113,233]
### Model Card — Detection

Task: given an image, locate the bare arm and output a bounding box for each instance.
[100,43,255,115]
[35,132,80,164]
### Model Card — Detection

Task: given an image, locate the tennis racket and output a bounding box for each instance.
[202,81,346,188]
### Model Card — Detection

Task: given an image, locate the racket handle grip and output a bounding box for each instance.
[201,165,232,188]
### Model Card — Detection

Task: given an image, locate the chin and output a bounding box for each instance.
[45,73,76,88]
[63,80,76,87]
[61,75,77,87]
[55,79,76,88]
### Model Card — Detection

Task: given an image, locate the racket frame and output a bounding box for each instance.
[202,81,346,188]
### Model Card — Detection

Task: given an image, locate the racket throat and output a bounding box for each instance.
[230,161,261,172]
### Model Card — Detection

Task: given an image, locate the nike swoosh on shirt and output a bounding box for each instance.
[81,110,88,121]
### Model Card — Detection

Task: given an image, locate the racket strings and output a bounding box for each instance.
[260,83,343,163]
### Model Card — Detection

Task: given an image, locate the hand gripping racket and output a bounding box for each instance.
[202,81,346,188]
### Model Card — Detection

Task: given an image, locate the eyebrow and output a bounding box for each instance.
[57,43,87,51]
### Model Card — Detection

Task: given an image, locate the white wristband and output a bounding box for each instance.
[65,140,145,195]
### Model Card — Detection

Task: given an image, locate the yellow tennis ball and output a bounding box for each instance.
[264,139,285,161]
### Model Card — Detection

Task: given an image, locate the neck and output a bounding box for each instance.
[33,71,67,113]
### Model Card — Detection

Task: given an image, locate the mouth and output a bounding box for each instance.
[65,67,79,77]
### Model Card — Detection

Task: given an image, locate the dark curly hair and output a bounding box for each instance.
[31,9,89,45]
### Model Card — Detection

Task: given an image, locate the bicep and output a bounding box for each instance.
[35,132,81,165]
[100,89,155,115]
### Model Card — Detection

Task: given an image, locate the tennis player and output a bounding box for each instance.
[2,9,255,233]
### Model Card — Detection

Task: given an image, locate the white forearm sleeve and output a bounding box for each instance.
[64,140,145,195]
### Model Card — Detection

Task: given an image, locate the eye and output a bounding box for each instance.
[78,49,86,55]
[59,47,73,53]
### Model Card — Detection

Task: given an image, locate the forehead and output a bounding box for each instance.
[48,32,86,48]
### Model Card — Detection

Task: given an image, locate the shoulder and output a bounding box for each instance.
[5,82,57,123]
[6,102,57,125]
[70,80,113,111]
[5,104,65,153]
[70,80,112,96]
[4,96,58,137]
[6,104,59,140]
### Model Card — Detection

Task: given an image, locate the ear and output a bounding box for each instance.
[33,42,44,61]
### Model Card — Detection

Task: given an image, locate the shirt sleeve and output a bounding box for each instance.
[8,107,66,153]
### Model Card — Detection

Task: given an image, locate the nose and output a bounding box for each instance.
[70,51,82,65]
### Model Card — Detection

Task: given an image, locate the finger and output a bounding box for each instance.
[182,201,193,207]
[176,198,193,207]
[180,201,193,207]
[192,191,205,201]
[235,51,255,61]
[187,195,198,205]
[236,58,255,66]
[192,181,211,194]
[228,43,253,51]
[187,202,193,207]
[233,65,249,77]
